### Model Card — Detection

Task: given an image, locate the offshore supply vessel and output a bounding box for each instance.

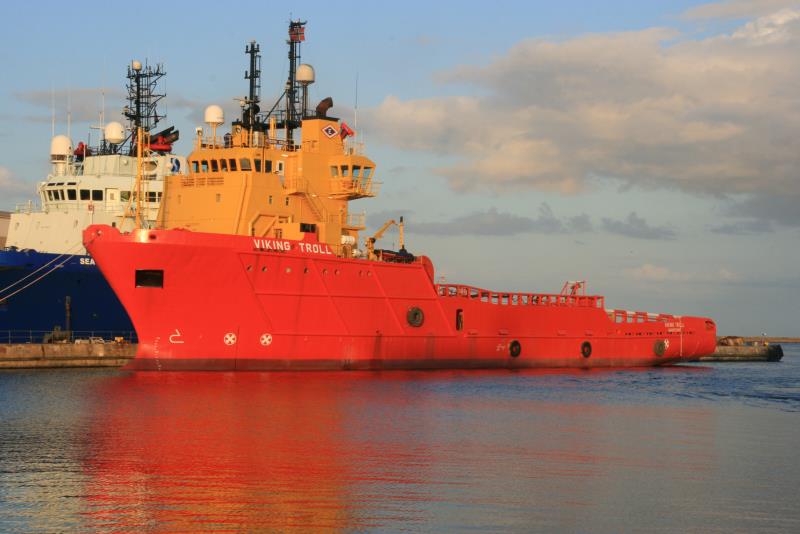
[0,62,184,341]
[84,21,717,370]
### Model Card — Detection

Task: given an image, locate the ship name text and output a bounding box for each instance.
[252,239,334,256]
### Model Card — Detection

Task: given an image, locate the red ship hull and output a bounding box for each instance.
[84,225,717,371]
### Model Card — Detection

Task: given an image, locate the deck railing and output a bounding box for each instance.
[435,284,605,309]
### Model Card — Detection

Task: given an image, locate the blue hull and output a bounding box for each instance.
[0,249,134,342]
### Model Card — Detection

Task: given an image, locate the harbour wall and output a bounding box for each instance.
[700,344,784,362]
[0,343,134,369]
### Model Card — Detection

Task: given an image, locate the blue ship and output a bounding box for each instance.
[0,60,184,342]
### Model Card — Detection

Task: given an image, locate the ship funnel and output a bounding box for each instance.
[297,64,315,85]
[104,121,125,144]
[50,135,72,176]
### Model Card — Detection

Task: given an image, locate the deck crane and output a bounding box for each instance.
[366,216,406,261]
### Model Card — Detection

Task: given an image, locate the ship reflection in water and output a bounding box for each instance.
[1,360,800,531]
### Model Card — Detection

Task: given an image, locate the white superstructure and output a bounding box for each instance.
[6,149,185,254]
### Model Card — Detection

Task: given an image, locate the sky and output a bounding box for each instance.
[0,0,798,335]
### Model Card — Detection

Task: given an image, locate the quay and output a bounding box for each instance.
[0,342,134,369]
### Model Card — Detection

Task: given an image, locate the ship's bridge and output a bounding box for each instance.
[326,155,380,200]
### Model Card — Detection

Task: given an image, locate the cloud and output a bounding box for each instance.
[601,212,676,240]
[683,0,797,20]
[15,88,126,124]
[364,7,800,224]
[709,218,774,234]
[370,204,593,237]
[627,263,741,282]
[0,167,34,206]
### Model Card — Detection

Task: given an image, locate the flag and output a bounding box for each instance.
[340,122,354,139]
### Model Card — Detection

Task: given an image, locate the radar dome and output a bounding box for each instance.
[131,60,142,71]
[104,121,125,144]
[297,64,315,84]
[50,135,72,157]
[204,105,225,126]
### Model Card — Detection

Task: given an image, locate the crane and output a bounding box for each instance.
[366,216,405,261]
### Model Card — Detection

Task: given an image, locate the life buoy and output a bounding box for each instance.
[581,341,592,358]
[509,340,521,358]
[407,306,424,327]
[654,339,667,357]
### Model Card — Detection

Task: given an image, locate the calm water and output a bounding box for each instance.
[1,347,799,532]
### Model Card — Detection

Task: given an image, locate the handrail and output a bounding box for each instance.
[435,283,606,309]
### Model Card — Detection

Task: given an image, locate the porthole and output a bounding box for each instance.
[407,307,424,327]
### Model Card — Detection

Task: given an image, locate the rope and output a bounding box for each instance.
[0,242,84,300]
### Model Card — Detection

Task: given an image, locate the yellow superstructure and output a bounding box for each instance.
[155,26,380,258]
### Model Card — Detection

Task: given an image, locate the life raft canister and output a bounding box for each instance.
[581,341,592,358]
[509,340,521,358]
[407,306,424,327]
[654,339,667,357]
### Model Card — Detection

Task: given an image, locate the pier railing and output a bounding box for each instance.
[0,330,137,345]
[435,284,605,308]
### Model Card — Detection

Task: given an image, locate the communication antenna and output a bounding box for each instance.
[67,89,71,140]
[50,86,55,136]
[354,72,359,131]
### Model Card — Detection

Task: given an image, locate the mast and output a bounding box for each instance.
[285,20,306,143]
[123,60,166,156]
[243,41,261,129]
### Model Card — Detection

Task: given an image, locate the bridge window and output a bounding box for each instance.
[80,189,90,200]
[57,190,65,200]
[220,159,228,171]
[67,189,77,200]
[135,269,163,288]
[191,160,199,173]
[229,158,237,171]
[352,165,361,178]
[239,158,252,171]
[211,160,219,172]
[92,190,103,201]
[341,165,349,177]
[254,159,262,172]
[201,160,209,172]
[120,191,130,202]
[46,190,54,201]
[330,166,339,177]
[363,167,372,179]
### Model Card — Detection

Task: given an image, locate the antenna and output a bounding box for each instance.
[50,86,55,136]
[354,72,359,131]
[67,89,71,139]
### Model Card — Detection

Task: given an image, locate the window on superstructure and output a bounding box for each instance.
[363,167,372,179]
[57,190,65,200]
[216,193,221,203]
[120,191,130,202]
[341,165,349,177]
[211,160,219,172]
[92,190,103,201]
[46,190,54,201]
[456,309,464,331]
[229,158,237,171]
[67,189,77,200]
[201,160,209,173]
[268,195,273,204]
[147,192,158,202]
[191,160,199,173]
[352,166,361,178]
[330,166,339,177]
[220,159,228,171]
[264,160,272,172]
[239,158,252,171]
[254,159,262,172]
[284,196,289,207]
[80,189,90,200]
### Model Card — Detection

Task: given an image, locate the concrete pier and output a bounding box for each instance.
[699,344,784,362]
[0,343,135,369]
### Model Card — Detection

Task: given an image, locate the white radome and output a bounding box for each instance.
[104,121,125,144]
[297,64,315,84]
[50,135,72,157]
[204,104,225,126]
[132,60,142,71]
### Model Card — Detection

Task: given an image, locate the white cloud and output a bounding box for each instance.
[0,166,34,207]
[683,0,798,20]
[627,263,741,283]
[365,7,800,223]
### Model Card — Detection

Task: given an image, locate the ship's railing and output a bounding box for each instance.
[604,309,677,324]
[330,178,381,198]
[341,211,366,228]
[0,330,137,344]
[435,284,606,309]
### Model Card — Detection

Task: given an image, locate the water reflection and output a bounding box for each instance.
[79,370,721,531]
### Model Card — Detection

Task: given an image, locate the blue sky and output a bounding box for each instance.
[1,0,798,335]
